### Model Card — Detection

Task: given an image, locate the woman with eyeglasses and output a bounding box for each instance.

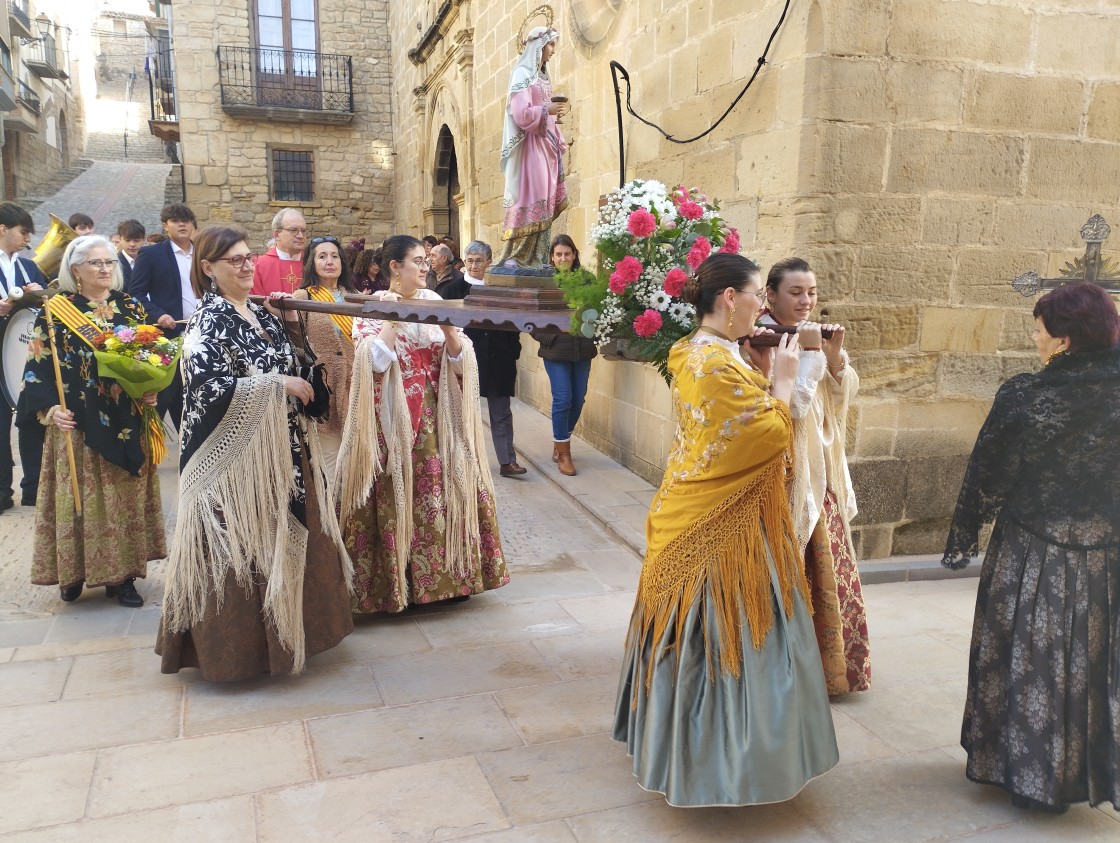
[337,234,510,614]
[286,235,358,481]
[21,236,166,608]
[157,226,353,681]
[759,257,870,697]
[613,253,838,806]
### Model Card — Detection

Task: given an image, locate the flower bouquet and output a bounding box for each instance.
[93,321,182,463]
[556,179,739,379]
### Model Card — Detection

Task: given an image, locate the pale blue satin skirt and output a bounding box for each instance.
[613,549,839,807]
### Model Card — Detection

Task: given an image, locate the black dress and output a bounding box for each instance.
[943,347,1120,810]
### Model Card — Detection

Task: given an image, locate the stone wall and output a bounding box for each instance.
[390,0,1120,556]
[170,0,395,246]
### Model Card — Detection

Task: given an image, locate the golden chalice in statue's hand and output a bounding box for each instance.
[551,95,569,124]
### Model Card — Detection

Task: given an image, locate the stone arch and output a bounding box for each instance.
[431,124,460,241]
[421,83,468,243]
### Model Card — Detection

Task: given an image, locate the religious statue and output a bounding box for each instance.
[496,9,571,271]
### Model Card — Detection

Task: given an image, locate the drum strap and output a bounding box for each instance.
[306,286,353,342]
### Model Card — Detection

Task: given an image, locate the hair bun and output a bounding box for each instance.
[681,275,702,306]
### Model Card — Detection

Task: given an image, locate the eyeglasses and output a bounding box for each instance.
[409,257,430,268]
[82,259,116,270]
[740,287,766,302]
[215,253,258,270]
[280,227,310,236]
[310,236,341,248]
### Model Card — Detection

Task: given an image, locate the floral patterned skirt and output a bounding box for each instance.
[345,411,509,615]
[803,490,871,695]
[962,514,1120,810]
[31,427,165,589]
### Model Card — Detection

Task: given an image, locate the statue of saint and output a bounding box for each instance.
[497,26,570,269]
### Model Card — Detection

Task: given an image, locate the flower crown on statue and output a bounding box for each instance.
[516,4,555,49]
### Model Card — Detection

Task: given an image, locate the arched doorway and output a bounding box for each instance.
[432,125,460,242]
[58,112,69,169]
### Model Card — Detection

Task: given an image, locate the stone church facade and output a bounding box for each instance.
[166,0,1120,557]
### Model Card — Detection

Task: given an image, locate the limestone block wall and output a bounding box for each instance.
[389,0,1120,556]
[170,0,395,246]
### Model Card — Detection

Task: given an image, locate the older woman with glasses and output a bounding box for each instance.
[337,234,510,614]
[21,236,166,607]
[158,226,353,681]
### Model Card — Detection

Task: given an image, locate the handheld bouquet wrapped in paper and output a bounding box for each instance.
[555,179,739,377]
[93,321,182,463]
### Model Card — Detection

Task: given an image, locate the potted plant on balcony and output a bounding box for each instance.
[555,179,739,380]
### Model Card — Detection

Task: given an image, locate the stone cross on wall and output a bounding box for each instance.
[1011,214,1120,296]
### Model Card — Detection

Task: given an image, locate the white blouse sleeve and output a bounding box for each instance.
[790,350,826,419]
[369,338,397,373]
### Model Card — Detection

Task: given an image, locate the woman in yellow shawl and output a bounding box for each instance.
[613,253,838,807]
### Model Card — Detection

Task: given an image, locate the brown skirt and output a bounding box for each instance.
[156,453,353,682]
[31,427,165,590]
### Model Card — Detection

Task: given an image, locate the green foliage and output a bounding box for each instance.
[628,321,692,386]
[554,267,607,333]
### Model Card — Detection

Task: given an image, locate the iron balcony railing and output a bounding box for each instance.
[217,45,353,114]
[17,79,40,115]
[146,40,176,122]
[8,0,30,32]
[24,32,67,80]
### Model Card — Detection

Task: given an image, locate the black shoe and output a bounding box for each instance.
[499,462,527,477]
[106,578,144,608]
[0,496,13,513]
[21,495,36,507]
[59,581,84,602]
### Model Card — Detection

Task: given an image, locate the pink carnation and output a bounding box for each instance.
[663,267,688,297]
[608,273,628,294]
[686,236,712,270]
[627,208,657,238]
[678,200,703,221]
[615,255,643,283]
[720,227,741,254]
[632,309,663,338]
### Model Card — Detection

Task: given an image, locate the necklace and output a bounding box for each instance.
[696,325,733,342]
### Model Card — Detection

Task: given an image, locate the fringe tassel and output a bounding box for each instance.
[302,417,354,591]
[636,459,810,687]
[163,374,312,667]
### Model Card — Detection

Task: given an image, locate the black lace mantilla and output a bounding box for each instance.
[942,347,1120,569]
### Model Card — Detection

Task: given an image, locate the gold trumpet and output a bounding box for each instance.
[32,213,78,279]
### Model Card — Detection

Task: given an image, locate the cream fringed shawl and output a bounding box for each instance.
[788,355,859,555]
[161,373,351,673]
[336,332,494,584]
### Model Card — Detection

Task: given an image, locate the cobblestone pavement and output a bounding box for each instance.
[1,406,1117,841]
[28,161,173,246]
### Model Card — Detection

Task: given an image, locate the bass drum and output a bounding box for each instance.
[0,306,38,410]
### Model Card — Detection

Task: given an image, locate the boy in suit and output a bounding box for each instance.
[116,219,145,285]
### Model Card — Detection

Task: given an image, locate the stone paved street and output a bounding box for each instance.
[1,403,1118,842]
[29,161,173,245]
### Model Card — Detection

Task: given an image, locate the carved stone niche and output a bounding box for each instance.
[568,0,622,55]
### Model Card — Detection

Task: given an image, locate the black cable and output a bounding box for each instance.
[609,0,792,186]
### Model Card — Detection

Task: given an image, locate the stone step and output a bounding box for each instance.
[83,129,167,162]
[16,159,96,210]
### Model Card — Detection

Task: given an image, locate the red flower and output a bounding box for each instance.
[720,227,741,254]
[608,272,628,294]
[633,309,663,338]
[686,236,711,270]
[615,255,643,283]
[663,267,688,297]
[627,208,657,238]
[678,200,703,220]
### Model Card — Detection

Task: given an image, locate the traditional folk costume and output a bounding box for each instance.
[338,289,510,614]
[157,293,353,681]
[289,286,355,482]
[613,333,838,807]
[498,27,567,267]
[760,314,871,695]
[250,247,304,296]
[20,292,166,591]
[943,347,1120,811]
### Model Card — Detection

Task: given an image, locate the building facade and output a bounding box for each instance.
[389,0,1120,557]
[153,0,394,246]
[0,0,82,201]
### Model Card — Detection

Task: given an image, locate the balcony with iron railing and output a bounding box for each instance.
[25,32,67,80]
[146,43,178,142]
[8,1,33,40]
[0,61,16,111]
[216,45,353,124]
[7,78,40,132]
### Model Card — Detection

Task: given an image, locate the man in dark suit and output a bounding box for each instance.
[116,219,145,286]
[0,202,46,510]
[126,202,197,430]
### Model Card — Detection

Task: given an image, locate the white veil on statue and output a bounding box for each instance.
[499,26,559,207]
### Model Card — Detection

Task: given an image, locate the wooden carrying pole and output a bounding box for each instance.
[42,301,82,515]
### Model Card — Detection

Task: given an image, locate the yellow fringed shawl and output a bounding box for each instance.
[635,335,810,682]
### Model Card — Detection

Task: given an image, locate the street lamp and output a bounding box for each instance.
[18,14,52,47]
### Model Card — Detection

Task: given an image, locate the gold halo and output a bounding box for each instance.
[516,4,555,51]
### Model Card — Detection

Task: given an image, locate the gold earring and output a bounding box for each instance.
[727,305,736,336]
[1044,346,1067,367]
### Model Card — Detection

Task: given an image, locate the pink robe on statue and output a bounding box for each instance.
[502,81,567,239]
